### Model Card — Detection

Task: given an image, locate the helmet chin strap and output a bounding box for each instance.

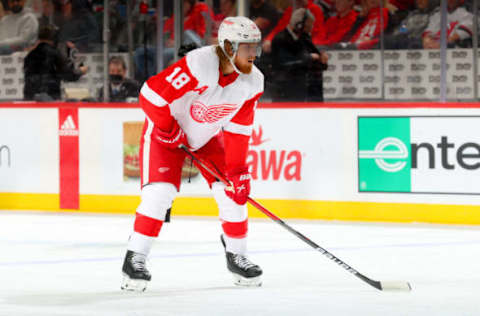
[221,45,242,75]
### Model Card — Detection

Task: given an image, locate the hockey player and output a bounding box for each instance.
[121,16,264,292]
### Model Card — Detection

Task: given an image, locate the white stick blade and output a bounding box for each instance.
[380,281,412,292]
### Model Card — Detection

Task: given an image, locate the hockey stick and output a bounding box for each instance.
[180,144,411,292]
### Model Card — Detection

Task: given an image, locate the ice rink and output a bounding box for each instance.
[1,211,479,316]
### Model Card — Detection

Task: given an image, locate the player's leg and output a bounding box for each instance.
[121,119,185,292]
[122,182,177,291]
[212,182,262,286]
[196,136,262,286]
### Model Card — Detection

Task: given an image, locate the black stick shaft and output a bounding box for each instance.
[180,145,382,291]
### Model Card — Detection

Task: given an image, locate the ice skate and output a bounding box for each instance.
[121,250,151,292]
[221,235,262,287]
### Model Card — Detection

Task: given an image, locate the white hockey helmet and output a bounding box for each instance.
[218,16,262,58]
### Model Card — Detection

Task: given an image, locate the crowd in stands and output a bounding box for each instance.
[0,0,477,102]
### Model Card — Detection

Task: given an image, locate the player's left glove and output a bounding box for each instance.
[224,167,251,205]
[153,120,188,149]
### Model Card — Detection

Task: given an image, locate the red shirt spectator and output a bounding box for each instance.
[212,0,236,38]
[264,0,325,48]
[350,4,389,49]
[317,0,358,46]
[164,0,213,40]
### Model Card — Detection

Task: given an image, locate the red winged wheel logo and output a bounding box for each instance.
[190,101,238,123]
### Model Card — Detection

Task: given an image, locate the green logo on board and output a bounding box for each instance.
[358,118,411,192]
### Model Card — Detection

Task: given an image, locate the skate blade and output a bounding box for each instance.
[121,274,149,292]
[231,273,262,287]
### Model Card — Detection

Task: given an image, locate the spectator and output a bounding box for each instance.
[107,0,129,52]
[211,0,236,41]
[0,1,6,18]
[23,24,88,101]
[130,0,157,82]
[263,0,325,53]
[385,0,436,49]
[57,0,100,52]
[422,0,473,49]
[38,0,52,28]
[318,0,335,14]
[214,0,236,22]
[0,0,39,55]
[38,0,65,30]
[348,0,389,49]
[271,8,328,102]
[249,0,280,39]
[97,56,140,102]
[316,0,359,47]
[135,0,213,82]
[163,0,213,46]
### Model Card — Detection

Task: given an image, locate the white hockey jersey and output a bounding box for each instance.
[423,6,474,41]
[139,45,264,173]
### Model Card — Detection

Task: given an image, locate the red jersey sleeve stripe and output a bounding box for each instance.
[140,83,169,107]
[230,92,263,126]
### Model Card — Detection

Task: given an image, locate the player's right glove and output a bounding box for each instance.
[153,120,188,149]
[224,167,251,205]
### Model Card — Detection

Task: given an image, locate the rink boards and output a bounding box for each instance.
[2,102,480,224]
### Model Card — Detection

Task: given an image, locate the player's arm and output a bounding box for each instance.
[222,92,263,205]
[139,57,198,147]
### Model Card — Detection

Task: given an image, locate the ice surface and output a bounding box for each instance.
[1,211,479,316]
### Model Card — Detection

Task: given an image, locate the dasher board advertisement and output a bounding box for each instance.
[0,108,59,193]
[79,108,339,200]
[358,116,480,195]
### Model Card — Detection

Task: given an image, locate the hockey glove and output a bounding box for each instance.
[153,120,188,149]
[224,168,251,205]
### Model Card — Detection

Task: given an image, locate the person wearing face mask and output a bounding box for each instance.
[97,56,141,102]
[0,0,39,54]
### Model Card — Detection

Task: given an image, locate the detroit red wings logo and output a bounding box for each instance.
[190,101,238,123]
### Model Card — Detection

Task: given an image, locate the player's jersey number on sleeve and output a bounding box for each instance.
[165,67,191,89]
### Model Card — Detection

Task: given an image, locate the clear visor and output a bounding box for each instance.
[236,42,262,58]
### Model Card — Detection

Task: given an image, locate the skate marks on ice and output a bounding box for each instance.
[4,286,246,307]
[2,213,480,315]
